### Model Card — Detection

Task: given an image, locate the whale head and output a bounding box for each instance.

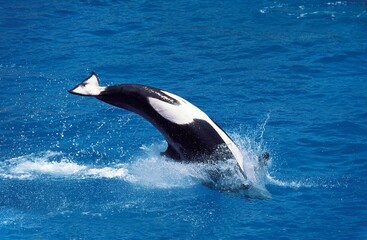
[68,72,105,96]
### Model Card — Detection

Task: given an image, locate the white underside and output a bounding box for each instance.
[148,91,245,172]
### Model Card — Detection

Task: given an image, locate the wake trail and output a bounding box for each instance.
[0,151,132,181]
[0,115,327,197]
[0,115,276,198]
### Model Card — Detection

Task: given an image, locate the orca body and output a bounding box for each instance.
[69,73,246,180]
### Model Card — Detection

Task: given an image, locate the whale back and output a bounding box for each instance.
[69,73,245,174]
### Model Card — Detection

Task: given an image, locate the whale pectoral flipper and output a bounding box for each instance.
[161,144,181,160]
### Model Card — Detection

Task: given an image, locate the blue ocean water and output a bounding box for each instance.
[1,0,366,239]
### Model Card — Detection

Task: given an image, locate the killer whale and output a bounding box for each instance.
[68,72,247,180]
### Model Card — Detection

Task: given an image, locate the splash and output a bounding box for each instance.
[136,138,274,199]
[0,151,131,180]
[266,175,315,188]
[0,150,197,188]
[229,112,272,186]
[0,122,275,199]
[0,115,276,198]
[0,147,271,195]
[128,155,200,188]
[266,174,348,189]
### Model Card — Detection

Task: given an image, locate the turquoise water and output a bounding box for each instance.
[1,1,367,239]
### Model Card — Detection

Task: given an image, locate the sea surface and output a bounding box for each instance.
[1,0,366,239]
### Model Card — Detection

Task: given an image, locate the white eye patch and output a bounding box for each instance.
[148,91,208,125]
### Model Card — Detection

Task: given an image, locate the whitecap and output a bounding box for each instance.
[0,151,131,180]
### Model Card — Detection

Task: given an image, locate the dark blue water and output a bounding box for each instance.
[1,0,366,239]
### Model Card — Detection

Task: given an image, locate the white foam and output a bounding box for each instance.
[128,156,199,188]
[265,174,344,189]
[0,150,197,188]
[230,132,269,188]
[11,160,87,176]
[0,151,131,180]
[266,175,310,188]
[85,167,128,179]
[0,121,278,197]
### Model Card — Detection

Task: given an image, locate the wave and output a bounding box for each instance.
[266,174,350,189]
[266,175,316,188]
[0,148,213,188]
[0,151,131,181]
[0,148,336,199]
[0,148,270,188]
[258,1,366,20]
[0,148,265,186]
[0,114,277,199]
[0,115,331,198]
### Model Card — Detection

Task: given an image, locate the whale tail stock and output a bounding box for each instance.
[68,72,105,96]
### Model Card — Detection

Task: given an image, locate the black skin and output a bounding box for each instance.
[88,84,270,165]
[94,84,233,162]
[261,152,270,161]
[70,78,271,190]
